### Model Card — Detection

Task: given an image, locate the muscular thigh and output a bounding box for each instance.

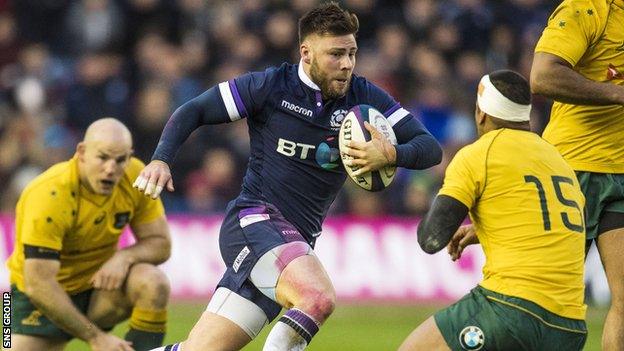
[216,201,317,321]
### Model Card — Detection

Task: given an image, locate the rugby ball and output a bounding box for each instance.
[338,104,397,192]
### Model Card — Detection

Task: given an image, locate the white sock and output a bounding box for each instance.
[263,308,320,351]
[263,320,307,351]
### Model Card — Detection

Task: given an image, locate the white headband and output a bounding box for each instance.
[477,74,531,122]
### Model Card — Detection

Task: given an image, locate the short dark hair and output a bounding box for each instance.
[489,70,531,105]
[298,2,359,44]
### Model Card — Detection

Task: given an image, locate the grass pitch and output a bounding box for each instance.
[66,301,607,350]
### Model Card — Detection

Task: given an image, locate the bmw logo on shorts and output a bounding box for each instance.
[459,326,484,350]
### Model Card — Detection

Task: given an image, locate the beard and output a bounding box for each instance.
[309,58,351,100]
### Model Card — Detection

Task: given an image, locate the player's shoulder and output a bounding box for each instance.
[462,129,502,155]
[237,62,292,92]
[19,159,77,206]
[555,0,611,19]
[349,74,383,96]
[348,74,398,109]
[252,62,292,81]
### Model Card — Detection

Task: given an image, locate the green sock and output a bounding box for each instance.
[124,328,165,350]
[125,307,167,350]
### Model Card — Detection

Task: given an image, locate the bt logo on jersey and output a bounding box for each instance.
[277,137,340,169]
[277,138,316,158]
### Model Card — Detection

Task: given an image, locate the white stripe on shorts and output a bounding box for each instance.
[239,214,270,228]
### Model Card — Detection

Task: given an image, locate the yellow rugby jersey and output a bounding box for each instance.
[439,129,586,320]
[535,0,624,173]
[7,157,164,294]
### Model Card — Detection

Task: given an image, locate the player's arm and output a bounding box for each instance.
[123,215,171,265]
[531,52,624,105]
[346,115,444,173]
[417,195,468,254]
[135,70,274,198]
[91,215,170,291]
[392,115,443,170]
[344,82,443,174]
[22,249,109,343]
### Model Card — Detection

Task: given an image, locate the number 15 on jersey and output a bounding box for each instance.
[524,175,584,233]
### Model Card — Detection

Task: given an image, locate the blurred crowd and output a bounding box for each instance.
[0,0,559,216]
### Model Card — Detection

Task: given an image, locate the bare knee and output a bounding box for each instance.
[296,288,336,322]
[126,263,170,308]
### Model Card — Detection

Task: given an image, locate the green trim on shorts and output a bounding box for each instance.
[576,171,624,240]
[434,286,586,351]
[10,285,93,340]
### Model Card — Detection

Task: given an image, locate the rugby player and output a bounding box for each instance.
[400,70,587,350]
[7,118,171,351]
[531,1,624,349]
[135,3,442,350]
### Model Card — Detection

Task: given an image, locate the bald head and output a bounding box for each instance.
[83,117,133,148]
[77,118,134,195]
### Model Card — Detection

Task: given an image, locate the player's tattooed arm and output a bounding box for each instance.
[417,195,468,254]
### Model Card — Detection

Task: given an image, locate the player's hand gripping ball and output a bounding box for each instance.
[338,104,397,191]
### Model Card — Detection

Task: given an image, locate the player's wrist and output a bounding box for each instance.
[150,159,170,168]
[385,144,397,166]
[83,323,105,343]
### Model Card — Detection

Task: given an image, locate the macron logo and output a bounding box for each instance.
[281,100,313,118]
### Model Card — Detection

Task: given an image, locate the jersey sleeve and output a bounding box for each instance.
[19,187,71,251]
[438,143,485,209]
[534,0,602,66]
[227,67,278,123]
[152,67,278,164]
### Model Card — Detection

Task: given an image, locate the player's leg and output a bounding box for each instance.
[180,287,267,351]
[88,263,170,350]
[157,203,275,351]
[580,171,624,350]
[400,286,546,351]
[596,213,624,350]
[398,316,449,351]
[262,247,335,351]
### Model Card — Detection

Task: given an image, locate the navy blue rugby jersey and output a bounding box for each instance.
[153,62,441,240]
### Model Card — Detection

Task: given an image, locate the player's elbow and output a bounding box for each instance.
[412,135,443,170]
[419,239,442,255]
[417,226,443,255]
[430,139,443,167]
[156,238,172,264]
[23,276,48,301]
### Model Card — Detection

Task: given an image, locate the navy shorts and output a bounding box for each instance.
[216,198,314,321]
